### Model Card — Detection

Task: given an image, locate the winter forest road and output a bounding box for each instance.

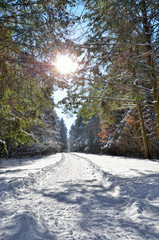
[0,153,159,240]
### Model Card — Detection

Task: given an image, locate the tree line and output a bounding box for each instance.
[1,0,159,159]
[63,0,159,159]
[0,0,71,157]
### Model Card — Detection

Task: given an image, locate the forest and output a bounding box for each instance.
[0,0,159,159]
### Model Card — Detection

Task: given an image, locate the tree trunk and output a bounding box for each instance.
[137,101,151,159]
[141,0,159,138]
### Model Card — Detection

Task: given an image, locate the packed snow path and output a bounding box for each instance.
[0,153,159,240]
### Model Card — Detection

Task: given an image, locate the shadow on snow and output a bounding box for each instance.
[1,171,159,239]
[38,172,159,239]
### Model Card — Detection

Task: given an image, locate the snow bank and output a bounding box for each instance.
[75,153,159,178]
[73,153,159,239]
[0,153,62,179]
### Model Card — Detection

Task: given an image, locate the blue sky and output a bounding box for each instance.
[54,89,77,132]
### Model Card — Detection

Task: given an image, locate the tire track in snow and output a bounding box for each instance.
[0,154,65,240]
[1,154,64,189]
[71,153,159,240]
[70,153,124,199]
[70,153,115,183]
[32,153,112,240]
[24,153,109,240]
[26,153,140,240]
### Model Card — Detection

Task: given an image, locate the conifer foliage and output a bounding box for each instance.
[69,114,101,153]
[0,0,74,157]
[61,0,159,158]
[59,118,68,152]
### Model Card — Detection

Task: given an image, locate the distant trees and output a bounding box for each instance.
[31,108,62,156]
[59,118,68,152]
[7,107,62,157]
[69,114,101,153]
[69,115,86,152]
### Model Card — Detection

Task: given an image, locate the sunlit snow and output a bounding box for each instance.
[0,153,159,240]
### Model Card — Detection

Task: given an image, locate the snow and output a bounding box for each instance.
[0,153,159,240]
[75,153,159,178]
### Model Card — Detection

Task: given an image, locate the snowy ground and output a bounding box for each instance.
[0,153,159,240]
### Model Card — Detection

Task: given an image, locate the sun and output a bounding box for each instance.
[54,55,78,74]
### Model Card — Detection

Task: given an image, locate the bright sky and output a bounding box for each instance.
[53,4,87,132]
[54,55,78,74]
[54,89,76,132]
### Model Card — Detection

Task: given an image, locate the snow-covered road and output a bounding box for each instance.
[0,153,159,240]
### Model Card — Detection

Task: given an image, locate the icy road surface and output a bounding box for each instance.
[0,153,159,240]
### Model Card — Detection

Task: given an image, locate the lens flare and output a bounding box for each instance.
[54,55,78,74]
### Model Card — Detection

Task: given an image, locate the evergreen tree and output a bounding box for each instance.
[69,114,86,152]
[59,118,68,152]
[81,0,159,137]
[61,0,159,158]
[0,0,76,156]
[69,114,101,153]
